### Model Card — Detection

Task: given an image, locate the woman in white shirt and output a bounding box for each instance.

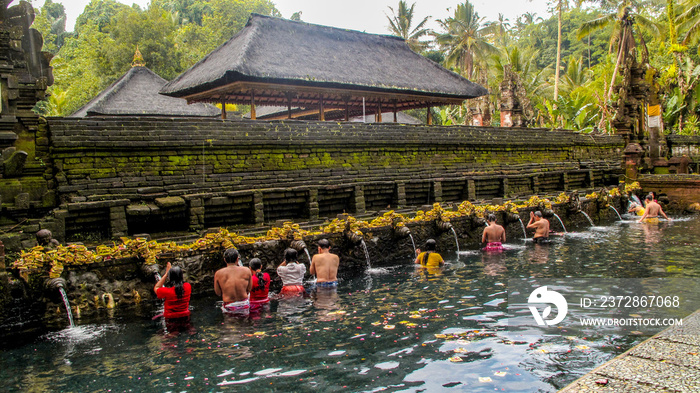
[277,248,306,296]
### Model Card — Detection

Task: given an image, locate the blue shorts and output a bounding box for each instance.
[316,281,338,288]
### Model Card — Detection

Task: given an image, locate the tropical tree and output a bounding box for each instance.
[484,13,511,47]
[434,1,497,78]
[385,1,431,52]
[577,0,661,125]
[32,0,68,53]
[676,0,700,44]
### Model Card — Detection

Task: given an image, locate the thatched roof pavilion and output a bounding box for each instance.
[71,62,220,118]
[160,14,488,123]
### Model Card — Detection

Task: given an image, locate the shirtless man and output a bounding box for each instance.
[527,211,550,244]
[214,248,252,314]
[310,239,340,288]
[482,214,506,251]
[638,194,671,223]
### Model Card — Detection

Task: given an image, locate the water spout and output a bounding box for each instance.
[102,293,115,309]
[552,213,568,233]
[359,240,372,271]
[154,272,162,282]
[46,278,74,327]
[579,211,594,226]
[449,227,460,256]
[304,248,312,263]
[609,206,622,221]
[408,233,417,255]
[58,287,75,328]
[517,217,528,239]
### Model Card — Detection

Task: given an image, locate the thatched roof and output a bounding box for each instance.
[70,66,220,118]
[161,14,487,115]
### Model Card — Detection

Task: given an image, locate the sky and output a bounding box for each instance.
[30,0,552,35]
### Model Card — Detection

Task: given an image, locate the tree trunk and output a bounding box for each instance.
[554,2,562,101]
[599,25,627,129]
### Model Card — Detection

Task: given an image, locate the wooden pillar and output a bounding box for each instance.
[427,106,433,125]
[286,93,293,119]
[393,100,398,123]
[250,90,256,120]
[377,101,382,123]
[343,96,350,121]
[220,101,226,120]
[319,95,325,121]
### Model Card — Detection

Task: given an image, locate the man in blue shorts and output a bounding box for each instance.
[310,239,339,288]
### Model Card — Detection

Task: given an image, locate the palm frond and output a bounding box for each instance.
[577,14,616,40]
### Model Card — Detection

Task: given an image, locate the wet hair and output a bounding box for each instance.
[317,239,330,249]
[487,214,497,222]
[284,248,298,263]
[168,266,185,299]
[534,211,543,218]
[223,248,239,265]
[249,258,266,290]
[645,194,653,201]
[422,239,437,265]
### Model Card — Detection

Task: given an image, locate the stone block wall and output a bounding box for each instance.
[42,117,625,241]
[668,135,700,172]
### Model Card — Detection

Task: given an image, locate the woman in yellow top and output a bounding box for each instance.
[414,239,444,268]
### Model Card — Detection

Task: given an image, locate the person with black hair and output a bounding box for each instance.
[215,248,252,315]
[154,262,192,327]
[248,258,270,311]
[482,214,506,251]
[310,239,339,288]
[414,239,444,268]
[277,248,306,296]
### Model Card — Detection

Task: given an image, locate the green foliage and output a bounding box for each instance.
[32,0,69,53]
[434,1,497,78]
[37,0,279,116]
[75,0,130,34]
[386,1,431,52]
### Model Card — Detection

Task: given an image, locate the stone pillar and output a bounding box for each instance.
[187,197,205,231]
[587,170,595,188]
[532,176,540,194]
[353,185,366,214]
[432,181,443,203]
[502,178,509,198]
[253,191,264,225]
[395,181,406,208]
[308,188,319,220]
[624,143,644,181]
[467,179,476,201]
[109,206,128,238]
[561,173,569,191]
[53,209,68,243]
[0,240,5,270]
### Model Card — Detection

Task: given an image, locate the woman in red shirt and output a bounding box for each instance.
[154,262,192,331]
[248,258,270,312]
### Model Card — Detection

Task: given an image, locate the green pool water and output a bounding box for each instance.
[3,215,700,392]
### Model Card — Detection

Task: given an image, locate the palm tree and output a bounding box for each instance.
[552,0,567,102]
[434,1,497,78]
[677,0,700,45]
[386,1,431,52]
[576,1,660,108]
[484,13,511,47]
